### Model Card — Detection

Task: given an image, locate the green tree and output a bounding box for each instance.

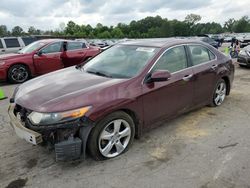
[224,18,236,32]
[0,25,8,37]
[185,14,201,26]
[12,26,24,36]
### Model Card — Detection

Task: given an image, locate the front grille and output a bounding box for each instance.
[14,104,31,123]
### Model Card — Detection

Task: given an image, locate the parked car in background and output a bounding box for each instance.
[198,37,219,48]
[0,37,38,54]
[8,39,234,161]
[0,39,101,83]
[238,45,250,67]
[238,35,250,48]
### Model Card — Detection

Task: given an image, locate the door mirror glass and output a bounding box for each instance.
[146,70,171,83]
[36,51,42,56]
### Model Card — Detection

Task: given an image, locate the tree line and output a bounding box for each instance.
[0,14,250,38]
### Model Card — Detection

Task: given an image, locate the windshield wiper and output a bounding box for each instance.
[86,69,112,78]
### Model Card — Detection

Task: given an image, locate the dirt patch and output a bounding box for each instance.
[25,158,37,169]
[5,178,28,188]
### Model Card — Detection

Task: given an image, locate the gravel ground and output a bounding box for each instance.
[1,62,250,188]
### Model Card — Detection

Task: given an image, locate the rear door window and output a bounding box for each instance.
[22,37,37,46]
[4,38,20,48]
[188,45,210,66]
[67,42,85,50]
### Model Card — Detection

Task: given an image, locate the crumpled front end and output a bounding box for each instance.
[8,103,94,161]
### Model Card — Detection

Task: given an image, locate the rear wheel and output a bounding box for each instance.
[210,79,227,107]
[87,111,135,160]
[8,64,30,83]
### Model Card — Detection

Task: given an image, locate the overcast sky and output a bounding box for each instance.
[0,0,249,31]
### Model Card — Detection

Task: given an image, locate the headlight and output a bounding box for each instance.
[246,51,250,57]
[28,106,91,125]
[0,61,5,66]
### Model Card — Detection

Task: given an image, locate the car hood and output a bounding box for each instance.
[0,53,29,60]
[15,67,127,113]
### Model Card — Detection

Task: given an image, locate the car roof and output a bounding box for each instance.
[119,38,208,48]
[36,39,72,44]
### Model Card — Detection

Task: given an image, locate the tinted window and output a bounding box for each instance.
[208,50,216,60]
[67,42,85,50]
[4,38,20,48]
[0,40,3,49]
[152,46,187,73]
[22,37,37,45]
[189,45,210,66]
[41,42,62,54]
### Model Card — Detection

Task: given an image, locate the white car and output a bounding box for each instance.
[0,37,37,54]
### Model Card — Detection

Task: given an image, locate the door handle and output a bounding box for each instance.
[211,64,218,70]
[1,49,5,52]
[182,74,193,81]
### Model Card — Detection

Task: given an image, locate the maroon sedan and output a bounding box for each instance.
[8,39,234,161]
[0,39,101,83]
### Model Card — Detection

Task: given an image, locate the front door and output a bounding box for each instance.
[33,42,64,75]
[142,45,194,129]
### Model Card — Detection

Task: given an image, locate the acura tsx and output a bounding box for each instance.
[8,38,234,161]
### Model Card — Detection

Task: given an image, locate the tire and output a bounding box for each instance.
[8,64,30,83]
[209,79,227,107]
[87,111,135,161]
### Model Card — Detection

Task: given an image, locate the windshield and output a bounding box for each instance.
[83,45,159,78]
[19,41,46,54]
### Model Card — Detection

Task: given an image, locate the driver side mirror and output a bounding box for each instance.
[145,70,171,84]
[36,51,43,56]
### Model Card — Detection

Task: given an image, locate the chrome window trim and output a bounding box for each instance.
[142,43,218,84]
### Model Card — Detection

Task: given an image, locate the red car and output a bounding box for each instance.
[0,39,101,83]
[8,39,234,161]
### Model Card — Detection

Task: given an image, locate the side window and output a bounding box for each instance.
[0,40,3,49]
[41,42,62,54]
[67,42,84,50]
[152,46,187,73]
[208,50,216,60]
[22,37,37,46]
[189,45,210,66]
[4,38,20,48]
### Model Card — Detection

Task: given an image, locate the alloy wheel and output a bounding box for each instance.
[10,67,28,83]
[98,119,131,158]
[214,82,226,106]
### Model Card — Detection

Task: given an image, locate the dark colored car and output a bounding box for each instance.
[8,39,234,161]
[197,37,219,48]
[0,39,101,83]
[238,45,250,67]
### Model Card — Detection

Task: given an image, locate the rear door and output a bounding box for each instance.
[142,45,194,129]
[33,42,64,75]
[61,41,87,67]
[3,38,22,53]
[187,44,218,106]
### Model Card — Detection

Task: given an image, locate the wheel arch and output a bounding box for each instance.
[221,76,230,95]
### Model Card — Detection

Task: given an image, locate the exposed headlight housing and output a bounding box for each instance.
[28,106,91,125]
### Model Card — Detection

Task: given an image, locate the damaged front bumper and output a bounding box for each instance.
[8,104,94,161]
[8,105,43,145]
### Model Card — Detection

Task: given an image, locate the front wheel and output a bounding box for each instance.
[210,79,227,107]
[8,64,30,83]
[87,111,135,160]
